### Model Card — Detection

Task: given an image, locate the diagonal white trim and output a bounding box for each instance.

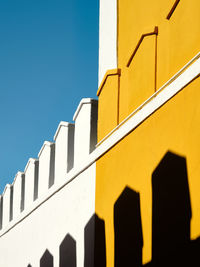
[97,52,200,146]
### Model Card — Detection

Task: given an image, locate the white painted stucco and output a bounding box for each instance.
[24,158,39,209]
[0,164,96,267]
[0,98,97,267]
[2,184,12,228]
[98,0,118,85]
[73,98,98,167]
[38,141,55,197]
[13,172,24,219]
[54,121,75,184]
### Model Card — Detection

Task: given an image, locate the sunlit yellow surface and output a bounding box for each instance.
[96,2,200,264]
[97,73,120,142]
[96,77,200,265]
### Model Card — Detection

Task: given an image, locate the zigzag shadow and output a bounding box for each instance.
[28,151,200,267]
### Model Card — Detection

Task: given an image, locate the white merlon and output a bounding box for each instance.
[12,172,25,219]
[24,158,39,209]
[2,184,13,228]
[54,121,72,140]
[38,141,55,197]
[54,121,75,184]
[38,141,54,158]
[99,0,117,85]
[73,98,97,121]
[73,98,98,167]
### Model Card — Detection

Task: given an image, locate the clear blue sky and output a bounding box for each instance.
[0,0,99,193]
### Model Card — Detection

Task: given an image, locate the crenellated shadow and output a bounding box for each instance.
[84,214,106,267]
[114,186,143,267]
[25,150,200,267]
[148,151,200,267]
[152,151,191,265]
[59,233,76,267]
[40,249,54,267]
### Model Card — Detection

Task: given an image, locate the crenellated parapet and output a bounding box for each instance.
[0,98,98,232]
[73,98,98,167]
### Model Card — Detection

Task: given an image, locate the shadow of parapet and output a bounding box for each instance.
[152,151,191,266]
[186,237,200,265]
[59,234,76,267]
[84,214,106,267]
[114,186,143,267]
[40,249,54,267]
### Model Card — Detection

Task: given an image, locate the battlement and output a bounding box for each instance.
[0,98,98,232]
[1,1,200,266]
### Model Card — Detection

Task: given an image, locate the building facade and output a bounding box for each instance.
[0,0,200,266]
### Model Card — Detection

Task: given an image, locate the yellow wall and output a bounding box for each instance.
[97,0,200,137]
[96,1,200,265]
[118,0,200,120]
[96,76,200,266]
[97,71,120,142]
[119,35,157,121]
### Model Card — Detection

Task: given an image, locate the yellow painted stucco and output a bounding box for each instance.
[96,0,200,266]
[96,76,200,265]
[119,35,157,121]
[97,70,120,142]
[97,0,200,134]
[118,0,200,121]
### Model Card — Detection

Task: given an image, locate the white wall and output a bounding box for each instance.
[73,98,98,167]
[0,98,98,267]
[0,164,96,267]
[99,0,118,85]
